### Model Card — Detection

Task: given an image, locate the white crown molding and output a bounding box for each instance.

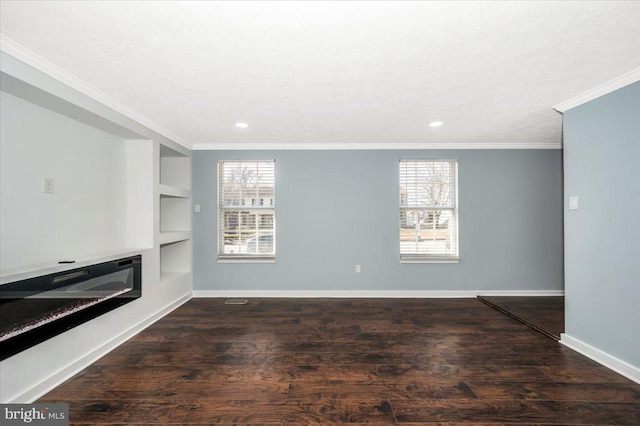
[193,290,564,298]
[192,142,562,151]
[0,35,191,149]
[560,334,640,385]
[553,67,640,113]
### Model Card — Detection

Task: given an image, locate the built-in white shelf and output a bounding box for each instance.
[159,184,190,198]
[158,142,191,287]
[0,248,144,285]
[160,239,190,284]
[158,231,192,245]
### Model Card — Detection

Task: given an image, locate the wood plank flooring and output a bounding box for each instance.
[478,296,565,340]
[38,298,640,424]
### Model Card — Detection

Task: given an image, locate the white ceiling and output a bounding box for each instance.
[1,1,639,149]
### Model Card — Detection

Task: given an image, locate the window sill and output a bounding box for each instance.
[217,258,276,264]
[400,258,459,264]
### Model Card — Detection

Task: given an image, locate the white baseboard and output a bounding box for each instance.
[10,292,192,403]
[478,290,564,297]
[193,289,564,298]
[560,334,640,385]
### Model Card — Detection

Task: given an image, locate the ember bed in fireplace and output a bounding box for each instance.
[0,255,141,360]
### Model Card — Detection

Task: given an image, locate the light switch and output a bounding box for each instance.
[569,196,579,210]
[194,204,201,213]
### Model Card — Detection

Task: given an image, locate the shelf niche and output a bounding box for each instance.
[160,144,190,190]
[160,196,191,233]
[160,240,191,284]
[157,142,191,287]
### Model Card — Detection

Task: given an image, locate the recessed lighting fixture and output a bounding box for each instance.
[235,122,248,128]
[429,121,443,127]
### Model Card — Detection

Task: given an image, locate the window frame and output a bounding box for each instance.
[399,159,459,263]
[217,160,276,262]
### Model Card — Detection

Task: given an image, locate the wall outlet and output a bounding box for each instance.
[43,177,54,193]
[355,264,361,273]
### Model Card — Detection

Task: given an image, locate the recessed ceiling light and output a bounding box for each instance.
[235,122,248,128]
[429,121,443,127]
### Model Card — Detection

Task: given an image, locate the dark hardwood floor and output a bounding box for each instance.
[478,296,565,340]
[39,298,640,424]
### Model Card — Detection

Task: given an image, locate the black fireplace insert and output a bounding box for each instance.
[0,255,141,360]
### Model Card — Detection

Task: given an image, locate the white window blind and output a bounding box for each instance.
[399,160,459,261]
[218,160,275,259]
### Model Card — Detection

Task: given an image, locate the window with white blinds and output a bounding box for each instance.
[218,160,275,259]
[399,160,459,261]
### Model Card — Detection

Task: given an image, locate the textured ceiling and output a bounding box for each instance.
[1,1,639,149]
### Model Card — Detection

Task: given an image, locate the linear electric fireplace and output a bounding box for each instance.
[0,255,141,360]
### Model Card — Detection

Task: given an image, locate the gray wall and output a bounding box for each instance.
[193,149,563,292]
[563,82,640,367]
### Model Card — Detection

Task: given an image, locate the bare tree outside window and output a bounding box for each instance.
[400,160,458,260]
[218,160,275,258]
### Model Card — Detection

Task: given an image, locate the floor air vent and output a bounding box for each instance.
[225,299,248,305]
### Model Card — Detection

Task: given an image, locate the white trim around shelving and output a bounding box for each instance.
[560,334,640,385]
[192,290,564,298]
[553,67,640,113]
[6,292,192,403]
